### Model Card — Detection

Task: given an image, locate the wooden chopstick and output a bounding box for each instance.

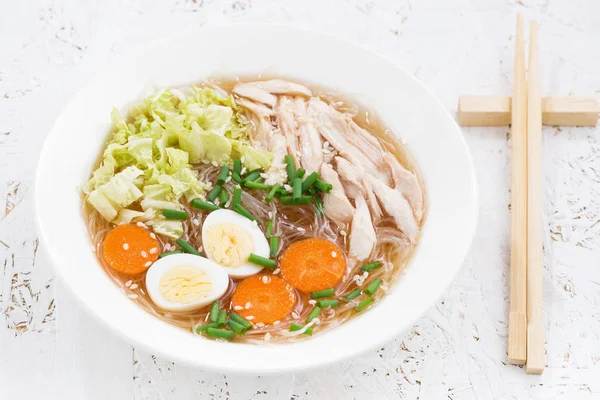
[507,12,528,366]
[526,20,545,375]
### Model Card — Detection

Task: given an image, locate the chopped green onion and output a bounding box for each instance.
[207,185,222,202]
[285,155,295,180]
[161,209,188,220]
[244,169,261,183]
[209,301,220,323]
[233,204,256,221]
[269,236,280,258]
[293,177,302,200]
[281,195,313,205]
[233,159,242,175]
[265,183,281,202]
[206,328,235,340]
[314,194,324,216]
[314,179,333,193]
[158,250,184,258]
[310,288,335,299]
[295,168,306,179]
[226,319,247,335]
[232,172,243,184]
[276,188,288,197]
[191,199,219,212]
[248,253,277,270]
[233,187,242,208]
[343,288,362,301]
[317,299,340,308]
[355,297,374,312]
[360,261,383,272]
[265,220,273,238]
[289,323,313,335]
[365,278,382,296]
[176,238,200,256]
[217,165,230,185]
[229,312,253,330]
[217,309,227,326]
[302,172,320,191]
[219,189,230,207]
[244,181,271,190]
[195,322,220,333]
[306,307,322,323]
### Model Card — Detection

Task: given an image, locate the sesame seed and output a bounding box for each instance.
[149,248,158,254]
[241,166,247,174]
[192,218,200,226]
[268,212,273,219]
[130,283,139,289]
[128,294,138,299]
[273,320,280,325]
[312,317,321,325]
[308,299,317,305]
[322,148,331,154]
[340,230,347,236]
[292,312,300,319]
[144,261,152,268]
[136,222,145,228]
[122,243,130,250]
[297,227,305,232]
[261,276,270,284]
[125,280,132,287]
[273,268,280,275]
[264,332,271,341]
[241,156,246,163]
[197,246,203,253]
[234,305,244,311]
[141,251,148,258]
[323,141,330,148]
[150,233,156,239]
[283,184,292,191]
[256,322,265,328]
[245,302,252,309]
[225,176,232,183]
[146,220,154,226]
[211,161,218,167]
[246,316,254,320]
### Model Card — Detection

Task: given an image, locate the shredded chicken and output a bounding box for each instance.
[334,156,383,221]
[277,96,302,168]
[383,153,424,221]
[248,79,312,97]
[349,194,376,261]
[320,163,354,225]
[233,83,277,108]
[294,98,323,174]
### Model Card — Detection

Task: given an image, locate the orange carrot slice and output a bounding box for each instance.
[231,275,296,324]
[279,238,346,293]
[102,224,160,275]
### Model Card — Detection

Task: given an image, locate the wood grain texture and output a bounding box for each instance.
[2,1,600,399]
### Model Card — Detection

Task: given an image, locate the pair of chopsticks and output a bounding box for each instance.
[507,13,544,375]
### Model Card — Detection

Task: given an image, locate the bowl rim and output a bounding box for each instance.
[34,22,479,374]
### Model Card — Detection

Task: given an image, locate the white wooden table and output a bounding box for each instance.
[2,1,599,398]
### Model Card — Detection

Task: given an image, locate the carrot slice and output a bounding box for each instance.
[279,238,346,293]
[231,275,296,324]
[102,224,160,275]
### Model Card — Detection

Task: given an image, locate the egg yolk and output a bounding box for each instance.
[204,223,254,267]
[159,266,212,304]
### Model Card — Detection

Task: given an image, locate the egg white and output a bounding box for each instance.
[201,209,270,278]
[145,253,229,312]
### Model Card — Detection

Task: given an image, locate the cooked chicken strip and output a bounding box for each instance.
[383,153,424,221]
[334,157,382,221]
[237,97,274,144]
[349,194,376,261]
[264,133,288,185]
[320,163,354,225]
[277,96,302,167]
[347,121,386,168]
[233,83,277,108]
[294,98,323,174]
[248,79,312,97]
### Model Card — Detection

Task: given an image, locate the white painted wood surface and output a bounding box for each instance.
[2,0,599,398]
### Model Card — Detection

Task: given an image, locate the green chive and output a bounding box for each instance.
[293,177,302,200]
[306,307,322,323]
[294,168,306,179]
[176,238,200,256]
[232,172,243,184]
[317,299,340,308]
[233,187,242,208]
[209,301,220,323]
[191,199,219,212]
[233,204,255,221]
[219,189,230,207]
[217,309,227,326]
[244,169,261,183]
[343,288,362,301]
[206,328,235,340]
[360,261,383,272]
[195,322,220,333]
[285,155,295,180]
[289,323,313,335]
[229,312,253,330]
[265,183,281,202]
[244,181,271,190]
[217,165,230,185]
[302,172,320,191]
[269,236,280,258]
[233,159,242,176]
[365,279,382,296]
[226,319,247,335]
[281,195,313,205]
[355,297,374,312]
[314,179,333,192]
[158,250,184,258]
[314,194,324,216]
[265,220,273,238]
[310,288,335,299]
[276,188,288,197]
[207,185,222,202]
[161,209,188,220]
[248,253,277,270]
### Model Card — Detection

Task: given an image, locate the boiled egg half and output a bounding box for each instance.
[202,209,269,278]
[145,253,229,312]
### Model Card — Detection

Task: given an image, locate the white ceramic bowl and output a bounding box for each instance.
[35,24,478,374]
